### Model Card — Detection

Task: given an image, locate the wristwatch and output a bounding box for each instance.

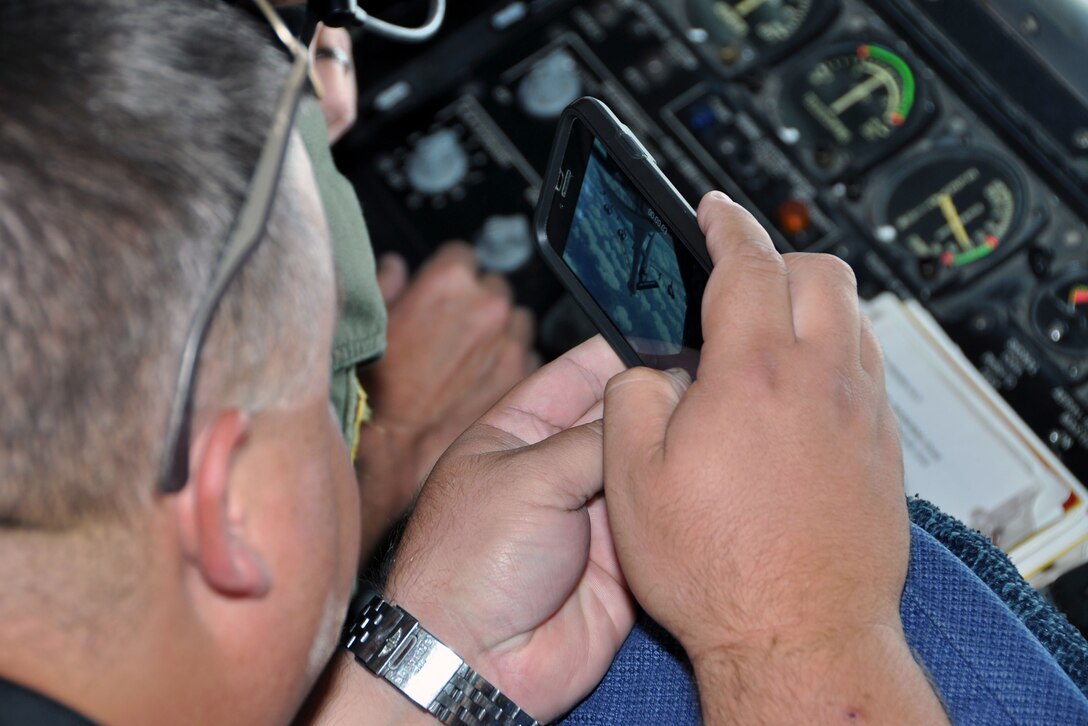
[343,595,540,726]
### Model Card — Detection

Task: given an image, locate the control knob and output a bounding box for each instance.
[517,50,582,120]
[405,129,469,195]
[475,214,534,272]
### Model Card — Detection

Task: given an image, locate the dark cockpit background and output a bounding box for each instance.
[327,0,1088,631]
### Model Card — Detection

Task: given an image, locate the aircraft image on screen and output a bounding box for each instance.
[562,141,688,354]
[612,197,677,299]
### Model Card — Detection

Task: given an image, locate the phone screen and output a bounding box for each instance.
[548,123,709,374]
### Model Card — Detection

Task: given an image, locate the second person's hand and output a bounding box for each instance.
[355,243,538,555]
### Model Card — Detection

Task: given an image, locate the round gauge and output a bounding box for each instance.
[1033,275,1088,354]
[682,0,836,74]
[874,148,1027,282]
[782,43,921,157]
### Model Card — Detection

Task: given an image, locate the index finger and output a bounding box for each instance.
[478,335,624,444]
[697,192,795,356]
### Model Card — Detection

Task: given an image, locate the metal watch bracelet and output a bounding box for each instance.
[343,595,541,726]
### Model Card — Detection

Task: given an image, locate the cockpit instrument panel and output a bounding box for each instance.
[341,0,1088,602]
[679,0,839,76]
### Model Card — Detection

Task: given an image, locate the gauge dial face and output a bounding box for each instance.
[784,43,917,151]
[876,151,1025,281]
[682,0,835,74]
[687,0,812,52]
[1033,276,1088,354]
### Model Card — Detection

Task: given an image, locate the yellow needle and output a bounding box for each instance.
[938,193,972,251]
[734,0,769,17]
[829,74,886,115]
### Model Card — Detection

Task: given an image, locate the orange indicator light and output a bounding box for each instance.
[777,199,811,237]
[1068,286,1088,308]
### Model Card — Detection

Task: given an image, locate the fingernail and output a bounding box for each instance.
[709,190,731,202]
[664,367,693,393]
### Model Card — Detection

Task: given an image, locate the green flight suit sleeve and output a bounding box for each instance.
[296,98,387,446]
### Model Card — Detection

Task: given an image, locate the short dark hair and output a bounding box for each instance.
[0,0,331,528]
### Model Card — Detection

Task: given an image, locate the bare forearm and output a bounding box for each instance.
[692,625,948,725]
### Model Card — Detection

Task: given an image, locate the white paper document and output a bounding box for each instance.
[862,294,1088,577]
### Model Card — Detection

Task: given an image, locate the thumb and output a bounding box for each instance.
[514,420,606,510]
[603,367,690,488]
[376,252,409,305]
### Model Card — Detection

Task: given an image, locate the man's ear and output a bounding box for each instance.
[175,409,271,598]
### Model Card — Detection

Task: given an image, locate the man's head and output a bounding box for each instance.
[0,1,359,722]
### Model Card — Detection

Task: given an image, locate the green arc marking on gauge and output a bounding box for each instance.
[859,44,915,124]
[948,245,992,267]
[942,236,998,268]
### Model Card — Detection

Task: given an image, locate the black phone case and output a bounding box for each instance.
[534,96,712,369]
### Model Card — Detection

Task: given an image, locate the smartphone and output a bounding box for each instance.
[535,97,711,376]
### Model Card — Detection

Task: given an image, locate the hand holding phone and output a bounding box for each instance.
[599,191,939,722]
[535,97,711,376]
